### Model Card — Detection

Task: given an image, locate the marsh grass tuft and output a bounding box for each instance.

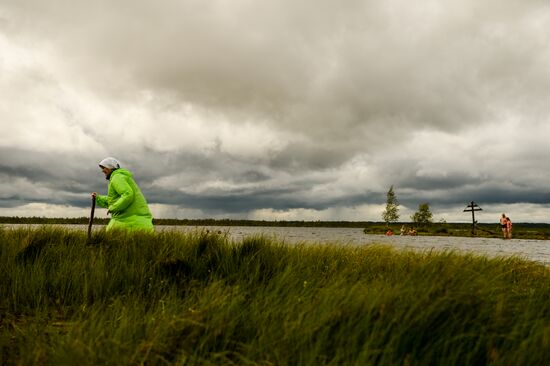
[1,226,550,365]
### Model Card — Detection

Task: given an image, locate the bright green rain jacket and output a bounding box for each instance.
[96,168,154,232]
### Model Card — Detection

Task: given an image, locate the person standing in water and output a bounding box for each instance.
[506,217,513,239]
[91,157,154,232]
[499,213,508,239]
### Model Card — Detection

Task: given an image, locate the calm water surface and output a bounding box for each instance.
[5,224,550,265]
[173,226,550,265]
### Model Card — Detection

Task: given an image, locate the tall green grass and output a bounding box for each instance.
[1,226,550,365]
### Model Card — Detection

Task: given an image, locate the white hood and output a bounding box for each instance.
[99,157,120,169]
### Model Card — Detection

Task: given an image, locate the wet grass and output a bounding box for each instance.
[1,226,550,365]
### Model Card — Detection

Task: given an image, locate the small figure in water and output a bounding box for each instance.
[385,229,394,236]
[506,217,513,239]
[500,213,508,239]
[91,157,154,232]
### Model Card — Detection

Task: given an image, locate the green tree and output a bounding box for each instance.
[411,202,433,226]
[382,185,400,225]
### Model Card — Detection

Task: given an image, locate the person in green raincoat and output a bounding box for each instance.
[91,157,154,232]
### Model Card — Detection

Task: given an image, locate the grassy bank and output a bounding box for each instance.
[363,222,550,240]
[1,227,550,365]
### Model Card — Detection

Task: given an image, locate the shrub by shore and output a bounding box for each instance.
[1,226,550,365]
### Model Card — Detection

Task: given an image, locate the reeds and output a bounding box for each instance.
[1,226,550,365]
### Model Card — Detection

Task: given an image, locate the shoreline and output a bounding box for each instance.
[2,221,549,241]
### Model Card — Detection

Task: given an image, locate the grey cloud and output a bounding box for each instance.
[400,173,484,192]
[2,1,550,220]
[145,185,378,214]
[0,198,32,209]
[389,184,550,210]
[268,142,352,172]
[237,170,270,183]
[7,0,548,141]
[146,188,299,214]
[0,148,98,183]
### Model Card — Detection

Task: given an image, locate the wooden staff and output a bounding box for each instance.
[88,195,96,240]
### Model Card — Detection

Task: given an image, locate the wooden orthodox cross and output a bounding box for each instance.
[463,201,482,236]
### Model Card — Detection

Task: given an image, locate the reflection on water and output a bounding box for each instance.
[4,224,550,265]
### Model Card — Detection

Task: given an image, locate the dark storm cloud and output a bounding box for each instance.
[144,183,379,214]
[0,148,98,186]
[2,0,550,221]
[145,188,300,214]
[400,173,484,192]
[388,183,550,210]
[1,145,353,213]
[268,142,352,171]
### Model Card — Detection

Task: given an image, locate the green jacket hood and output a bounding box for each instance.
[110,168,133,180]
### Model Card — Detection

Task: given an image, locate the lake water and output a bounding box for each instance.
[4,224,550,265]
[171,226,550,265]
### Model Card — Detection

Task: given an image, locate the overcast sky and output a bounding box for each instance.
[1,0,550,223]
